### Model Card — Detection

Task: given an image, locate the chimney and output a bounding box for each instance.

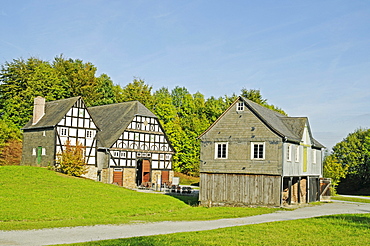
[32,96,45,125]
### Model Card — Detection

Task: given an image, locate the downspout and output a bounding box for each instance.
[280,137,287,207]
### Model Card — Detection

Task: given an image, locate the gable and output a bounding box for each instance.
[23,97,81,130]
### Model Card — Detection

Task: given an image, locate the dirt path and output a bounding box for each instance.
[1,200,370,246]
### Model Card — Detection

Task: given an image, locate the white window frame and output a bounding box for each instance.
[215,142,228,159]
[112,151,119,158]
[120,151,126,158]
[251,142,265,160]
[60,127,68,137]
[32,148,36,156]
[287,144,292,161]
[312,149,317,164]
[237,102,244,111]
[41,148,46,156]
[295,146,300,162]
[86,130,93,139]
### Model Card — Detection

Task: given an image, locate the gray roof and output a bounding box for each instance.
[22,97,81,130]
[88,101,157,147]
[241,96,324,148]
[200,96,325,149]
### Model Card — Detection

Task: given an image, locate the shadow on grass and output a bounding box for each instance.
[319,214,370,229]
[166,194,200,206]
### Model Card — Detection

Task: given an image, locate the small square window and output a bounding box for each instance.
[120,151,126,158]
[60,127,68,137]
[112,151,119,158]
[86,130,93,139]
[251,142,265,160]
[237,102,244,111]
[215,143,228,159]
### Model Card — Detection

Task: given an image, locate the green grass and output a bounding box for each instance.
[0,166,278,230]
[174,172,200,186]
[332,196,370,203]
[63,213,370,246]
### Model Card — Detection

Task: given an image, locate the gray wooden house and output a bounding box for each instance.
[199,96,325,207]
[21,97,174,189]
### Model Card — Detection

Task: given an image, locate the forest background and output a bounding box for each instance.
[0,56,285,175]
[1,56,369,194]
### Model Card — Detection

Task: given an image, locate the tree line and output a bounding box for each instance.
[0,55,286,175]
[3,55,369,192]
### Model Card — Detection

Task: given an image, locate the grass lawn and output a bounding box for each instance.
[63,213,370,246]
[332,196,370,203]
[0,166,279,230]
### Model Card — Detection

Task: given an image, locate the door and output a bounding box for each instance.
[113,168,123,186]
[136,159,151,186]
[37,146,42,165]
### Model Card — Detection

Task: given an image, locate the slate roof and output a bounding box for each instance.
[200,96,325,149]
[22,97,81,130]
[88,101,157,147]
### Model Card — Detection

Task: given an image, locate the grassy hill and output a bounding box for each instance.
[0,166,278,230]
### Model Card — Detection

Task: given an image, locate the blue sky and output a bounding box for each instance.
[1,0,370,150]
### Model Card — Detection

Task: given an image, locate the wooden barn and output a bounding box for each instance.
[199,96,325,207]
[21,97,175,189]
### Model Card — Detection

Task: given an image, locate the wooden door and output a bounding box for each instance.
[142,160,151,183]
[161,171,169,185]
[37,146,42,165]
[113,169,123,186]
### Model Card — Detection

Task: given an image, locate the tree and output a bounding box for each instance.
[331,128,370,192]
[0,119,22,166]
[117,78,154,109]
[56,140,87,177]
[323,155,347,193]
[241,88,287,115]
[0,57,65,128]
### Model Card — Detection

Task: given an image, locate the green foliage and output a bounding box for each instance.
[0,55,287,176]
[323,155,347,193]
[57,140,87,177]
[241,88,287,115]
[116,78,154,109]
[331,128,370,190]
[0,166,278,230]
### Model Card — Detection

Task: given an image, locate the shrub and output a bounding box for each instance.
[56,140,87,176]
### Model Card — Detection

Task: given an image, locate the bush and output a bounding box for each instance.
[56,140,87,176]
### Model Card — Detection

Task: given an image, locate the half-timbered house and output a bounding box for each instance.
[88,101,175,189]
[21,96,99,170]
[199,96,325,207]
[21,97,175,189]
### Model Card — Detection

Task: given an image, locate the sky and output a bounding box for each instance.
[1,0,370,150]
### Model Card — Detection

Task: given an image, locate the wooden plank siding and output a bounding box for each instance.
[200,173,281,207]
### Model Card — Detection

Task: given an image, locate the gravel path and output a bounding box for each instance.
[1,200,370,246]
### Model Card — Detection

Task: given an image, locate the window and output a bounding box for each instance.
[295,146,300,162]
[287,144,292,161]
[86,130,93,139]
[60,127,68,137]
[215,143,228,159]
[32,148,36,156]
[312,149,316,164]
[251,142,265,160]
[41,148,46,156]
[120,151,126,158]
[113,151,119,158]
[237,102,244,111]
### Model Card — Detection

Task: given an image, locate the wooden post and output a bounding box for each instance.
[297,177,301,204]
[288,177,292,205]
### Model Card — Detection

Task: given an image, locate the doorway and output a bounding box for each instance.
[136,159,151,187]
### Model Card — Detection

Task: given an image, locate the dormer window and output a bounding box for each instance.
[237,102,244,111]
